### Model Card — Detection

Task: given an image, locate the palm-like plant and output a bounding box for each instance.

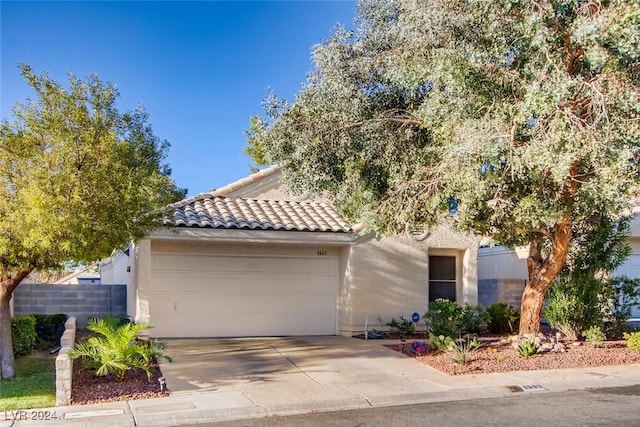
[69,318,171,382]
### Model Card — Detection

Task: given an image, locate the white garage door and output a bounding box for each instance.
[149,254,339,337]
[614,255,640,319]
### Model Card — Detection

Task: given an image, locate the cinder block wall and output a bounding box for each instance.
[12,283,127,327]
[478,278,527,309]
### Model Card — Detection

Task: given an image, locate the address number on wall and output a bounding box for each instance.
[317,250,327,256]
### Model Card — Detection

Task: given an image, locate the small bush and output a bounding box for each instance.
[517,340,538,358]
[11,315,37,357]
[543,280,601,341]
[386,316,415,336]
[424,299,487,338]
[603,277,640,339]
[486,303,520,334]
[460,304,488,334]
[582,326,606,348]
[32,313,68,346]
[424,299,463,338]
[624,332,640,352]
[428,334,454,352]
[87,313,130,328]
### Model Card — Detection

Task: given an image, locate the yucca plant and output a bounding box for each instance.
[69,318,171,382]
[446,336,482,364]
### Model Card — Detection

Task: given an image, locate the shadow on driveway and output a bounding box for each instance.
[159,336,424,393]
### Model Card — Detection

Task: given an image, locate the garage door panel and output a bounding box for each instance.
[151,254,176,272]
[149,254,338,337]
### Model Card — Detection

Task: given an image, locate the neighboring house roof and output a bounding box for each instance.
[209,164,281,197]
[53,264,100,284]
[164,194,353,233]
[163,165,354,233]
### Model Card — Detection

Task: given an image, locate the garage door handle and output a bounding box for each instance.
[174,302,177,311]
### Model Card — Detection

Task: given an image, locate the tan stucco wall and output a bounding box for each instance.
[338,225,478,335]
[478,246,529,280]
[134,239,152,324]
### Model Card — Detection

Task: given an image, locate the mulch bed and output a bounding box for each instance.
[70,330,169,405]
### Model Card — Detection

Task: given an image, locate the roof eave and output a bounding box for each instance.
[150,227,359,245]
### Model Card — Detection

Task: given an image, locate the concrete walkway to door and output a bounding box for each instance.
[8,336,640,427]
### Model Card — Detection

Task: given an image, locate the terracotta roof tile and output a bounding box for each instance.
[164,195,353,233]
[209,164,281,197]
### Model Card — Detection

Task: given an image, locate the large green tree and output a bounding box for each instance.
[246,0,640,334]
[0,64,185,379]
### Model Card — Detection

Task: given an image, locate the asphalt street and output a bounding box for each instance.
[209,384,640,427]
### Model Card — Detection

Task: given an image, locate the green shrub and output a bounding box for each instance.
[545,276,640,341]
[603,277,640,339]
[87,313,130,328]
[11,315,37,357]
[69,318,171,381]
[486,303,520,334]
[424,299,464,338]
[582,325,606,348]
[517,340,538,358]
[460,304,488,334]
[624,332,640,351]
[386,316,415,336]
[543,278,603,341]
[424,299,487,338]
[428,334,454,352]
[32,313,68,346]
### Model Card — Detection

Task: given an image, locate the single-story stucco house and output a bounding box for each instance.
[478,208,640,319]
[101,165,480,338]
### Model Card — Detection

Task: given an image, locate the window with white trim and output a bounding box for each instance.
[428,255,456,301]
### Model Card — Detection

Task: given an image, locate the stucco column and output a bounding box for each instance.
[135,239,152,324]
[463,245,479,304]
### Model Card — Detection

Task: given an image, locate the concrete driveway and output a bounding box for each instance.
[158,336,454,405]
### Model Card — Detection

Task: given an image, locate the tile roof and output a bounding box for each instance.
[164,194,353,233]
[209,164,281,197]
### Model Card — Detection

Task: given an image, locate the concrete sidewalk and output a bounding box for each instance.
[3,337,640,426]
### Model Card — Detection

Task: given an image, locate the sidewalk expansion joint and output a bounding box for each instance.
[270,345,321,385]
[241,390,262,407]
[334,383,374,407]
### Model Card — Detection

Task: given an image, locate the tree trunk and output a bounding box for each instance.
[519,274,553,335]
[1,269,34,379]
[0,289,16,379]
[519,217,573,335]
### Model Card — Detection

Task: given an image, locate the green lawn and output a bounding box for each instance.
[0,352,56,410]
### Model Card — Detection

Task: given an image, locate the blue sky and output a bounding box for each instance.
[1,1,357,197]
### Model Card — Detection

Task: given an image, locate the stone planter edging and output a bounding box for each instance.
[55,317,76,406]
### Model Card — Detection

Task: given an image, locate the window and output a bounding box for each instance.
[429,255,456,301]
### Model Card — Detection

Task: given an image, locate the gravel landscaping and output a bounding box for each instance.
[388,338,640,375]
